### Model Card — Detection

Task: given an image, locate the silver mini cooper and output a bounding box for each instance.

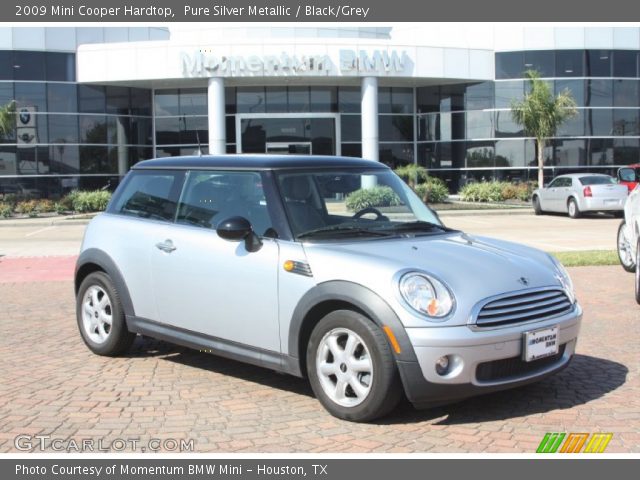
[75,155,582,421]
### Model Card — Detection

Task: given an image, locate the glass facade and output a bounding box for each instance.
[0,49,153,198]
[155,86,414,168]
[416,49,640,190]
[4,40,640,198]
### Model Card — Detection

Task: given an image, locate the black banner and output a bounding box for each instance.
[4,459,640,480]
[4,0,640,22]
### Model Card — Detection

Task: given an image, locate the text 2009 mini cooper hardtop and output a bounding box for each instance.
[75,155,582,421]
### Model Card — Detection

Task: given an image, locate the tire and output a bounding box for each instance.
[618,221,636,273]
[76,271,135,356]
[532,195,543,215]
[568,198,581,219]
[306,310,402,422]
[636,239,640,305]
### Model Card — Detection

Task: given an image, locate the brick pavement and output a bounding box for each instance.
[0,265,638,453]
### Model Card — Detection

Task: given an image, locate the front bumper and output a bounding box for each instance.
[396,303,582,407]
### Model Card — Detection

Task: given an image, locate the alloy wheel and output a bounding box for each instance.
[81,285,113,344]
[315,328,373,407]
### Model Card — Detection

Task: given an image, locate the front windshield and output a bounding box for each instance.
[276,169,445,240]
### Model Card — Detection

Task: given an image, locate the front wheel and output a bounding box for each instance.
[618,221,636,272]
[568,198,581,219]
[307,310,402,422]
[76,271,135,356]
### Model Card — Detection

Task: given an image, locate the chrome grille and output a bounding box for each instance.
[475,289,572,328]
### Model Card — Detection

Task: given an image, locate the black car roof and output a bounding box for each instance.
[133,155,389,171]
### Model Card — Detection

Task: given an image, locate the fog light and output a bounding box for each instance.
[435,356,450,376]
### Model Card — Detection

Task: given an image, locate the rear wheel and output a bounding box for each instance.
[568,198,581,219]
[76,271,135,356]
[618,221,636,272]
[307,310,402,422]
[532,195,543,215]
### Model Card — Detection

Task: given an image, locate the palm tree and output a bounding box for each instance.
[511,71,577,188]
[0,100,16,141]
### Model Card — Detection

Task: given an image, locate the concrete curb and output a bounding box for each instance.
[438,208,533,217]
[0,214,96,227]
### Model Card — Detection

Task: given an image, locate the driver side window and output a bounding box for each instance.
[176,171,274,236]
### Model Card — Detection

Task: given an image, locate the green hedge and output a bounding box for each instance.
[345,186,401,212]
[413,179,449,204]
[68,190,112,213]
[459,181,534,202]
[0,190,112,217]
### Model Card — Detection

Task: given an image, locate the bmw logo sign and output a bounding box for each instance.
[19,108,31,125]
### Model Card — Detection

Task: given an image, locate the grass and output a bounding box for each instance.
[432,201,531,211]
[550,250,619,267]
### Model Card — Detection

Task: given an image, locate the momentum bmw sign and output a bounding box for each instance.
[181,49,409,77]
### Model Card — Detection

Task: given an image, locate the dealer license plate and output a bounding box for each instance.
[523,326,559,362]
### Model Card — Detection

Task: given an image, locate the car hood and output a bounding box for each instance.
[302,232,566,327]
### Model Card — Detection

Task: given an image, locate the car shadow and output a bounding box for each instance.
[541,211,621,220]
[125,338,628,424]
[376,354,628,425]
[125,335,314,398]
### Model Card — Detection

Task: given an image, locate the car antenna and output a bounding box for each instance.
[186,99,203,157]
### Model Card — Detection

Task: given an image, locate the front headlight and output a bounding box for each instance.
[399,272,454,319]
[549,255,576,304]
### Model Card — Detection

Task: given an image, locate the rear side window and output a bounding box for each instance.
[110,170,184,221]
[579,176,615,186]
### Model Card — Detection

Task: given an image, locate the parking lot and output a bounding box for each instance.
[0,212,637,453]
[0,210,622,257]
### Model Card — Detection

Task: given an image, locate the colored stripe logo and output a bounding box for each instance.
[536,433,612,453]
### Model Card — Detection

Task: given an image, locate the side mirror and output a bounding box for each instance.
[216,216,262,252]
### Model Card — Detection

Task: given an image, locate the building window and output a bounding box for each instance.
[586,50,612,77]
[556,50,585,77]
[496,52,524,79]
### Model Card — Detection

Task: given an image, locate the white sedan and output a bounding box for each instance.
[532,173,627,219]
[617,184,640,303]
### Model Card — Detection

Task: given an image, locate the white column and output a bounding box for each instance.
[207,77,226,155]
[361,76,379,162]
[361,77,379,188]
[116,116,128,176]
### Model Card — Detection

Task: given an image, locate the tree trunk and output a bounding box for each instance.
[537,139,545,188]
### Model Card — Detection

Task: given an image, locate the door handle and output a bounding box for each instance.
[156,240,176,253]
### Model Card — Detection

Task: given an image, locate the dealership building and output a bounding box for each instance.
[2,25,640,197]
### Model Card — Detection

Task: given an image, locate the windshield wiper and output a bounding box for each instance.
[379,220,457,233]
[297,224,394,239]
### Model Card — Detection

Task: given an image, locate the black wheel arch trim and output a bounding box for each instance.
[75,248,135,318]
[288,280,419,366]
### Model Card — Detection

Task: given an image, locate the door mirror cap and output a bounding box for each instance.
[216,216,263,252]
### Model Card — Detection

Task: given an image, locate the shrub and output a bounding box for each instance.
[459,182,505,202]
[414,180,449,204]
[70,190,112,213]
[54,202,66,215]
[0,202,13,218]
[2,194,17,207]
[15,200,39,217]
[500,183,519,200]
[36,199,55,213]
[345,186,401,212]
[517,184,532,202]
[394,164,429,187]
